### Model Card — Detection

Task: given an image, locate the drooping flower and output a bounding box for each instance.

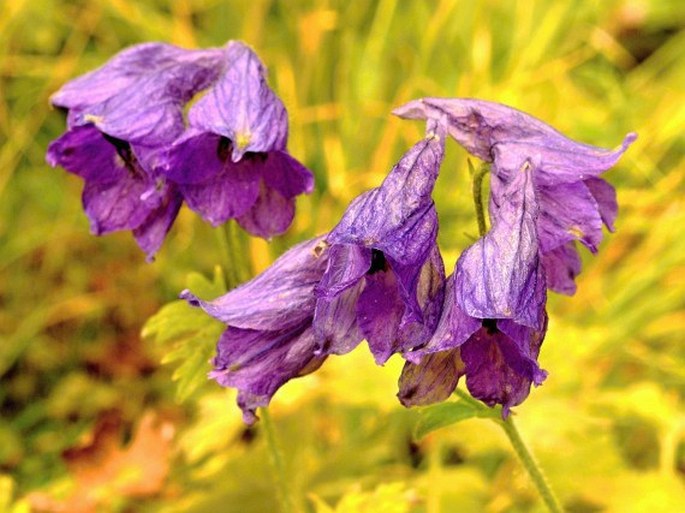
[180,237,330,424]
[399,166,548,414]
[47,43,223,259]
[393,97,636,294]
[158,41,314,238]
[314,121,447,364]
[47,40,312,258]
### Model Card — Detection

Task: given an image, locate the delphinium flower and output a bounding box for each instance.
[394,97,635,413]
[47,41,312,258]
[393,98,636,294]
[180,237,330,424]
[157,41,313,238]
[180,122,448,421]
[314,120,447,364]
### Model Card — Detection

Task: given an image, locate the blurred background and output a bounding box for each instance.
[1,0,684,511]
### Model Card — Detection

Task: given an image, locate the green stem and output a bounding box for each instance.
[216,220,253,288]
[454,389,563,512]
[260,407,295,513]
[499,416,564,513]
[469,160,490,238]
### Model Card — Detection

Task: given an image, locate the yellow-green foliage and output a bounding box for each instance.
[0,1,683,512]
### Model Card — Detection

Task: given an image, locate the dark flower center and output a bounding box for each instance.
[368,249,388,274]
[482,318,498,334]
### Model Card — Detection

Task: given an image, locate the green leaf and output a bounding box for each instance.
[414,399,499,439]
[142,268,227,402]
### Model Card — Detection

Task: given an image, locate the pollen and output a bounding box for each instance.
[83,113,104,124]
[568,225,584,238]
[235,131,252,150]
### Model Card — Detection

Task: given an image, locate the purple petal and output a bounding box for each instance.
[397,350,465,407]
[393,97,636,186]
[540,243,582,295]
[356,266,406,364]
[53,43,224,146]
[210,324,324,424]
[456,166,546,329]
[313,280,365,355]
[188,41,288,160]
[47,125,154,233]
[535,181,604,253]
[585,177,618,231]
[406,276,482,363]
[132,187,183,261]
[327,129,444,265]
[180,236,328,330]
[236,182,295,238]
[316,243,371,298]
[262,150,314,198]
[461,321,547,415]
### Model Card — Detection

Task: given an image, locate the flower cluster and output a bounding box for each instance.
[183,97,635,422]
[47,41,313,260]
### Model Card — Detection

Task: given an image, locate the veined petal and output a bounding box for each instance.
[327,129,444,265]
[53,43,224,146]
[236,182,295,238]
[535,181,604,253]
[181,236,328,330]
[585,177,618,231]
[313,280,365,356]
[188,41,288,159]
[132,188,183,262]
[393,97,636,186]
[456,165,546,329]
[210,324,324,424]
[397,350,465,407]
[540,242,582,295]
[317,244,371,299]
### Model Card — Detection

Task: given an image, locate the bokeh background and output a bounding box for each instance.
[1,0,684,511]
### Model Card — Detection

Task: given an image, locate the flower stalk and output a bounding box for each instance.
[260,407,295,513]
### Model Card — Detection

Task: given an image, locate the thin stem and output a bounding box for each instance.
[453,388,563,512]
[469,160,490,238]
[260,407,295,513]
[216,220,253,288]
[499,417,564,513]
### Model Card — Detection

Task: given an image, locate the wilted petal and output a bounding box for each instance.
[356,266,406,364]
[132,188,183,261]
[397,350,465,407]
[393,97,636,186]
[585,177,618,231]
[461,320,547,416]
[313,280,364,355]
[540,242,582,295]
[328,129,444,265]
[47,125,153,233]
[456,165,546,329]
[210,324,324,424]
[53,43,224,146]
[189,41,288,160]
[535,181,604,253]
[237,183,295,238]
[317,244,372,299]
[180,236,328,330]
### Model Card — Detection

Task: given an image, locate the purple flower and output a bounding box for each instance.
[393,97,635,294]
[180,237,330,424]
[159,41,314,238]
[46,125,182,260]
[314,122,447,364]
[399,166,548,415]
[48,40,312,258]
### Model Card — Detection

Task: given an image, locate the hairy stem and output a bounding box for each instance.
[260,407,295,513]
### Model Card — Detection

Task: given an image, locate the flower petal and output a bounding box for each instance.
[393,97,636,186]
[540,242,582,295]
[585,177,618,231]
[210,324,324,424]
[180,236,328,330]
[316,244,372,299]
[53,43,223,146]
[236,182,295,238]
[132,188,183,261]
[456,166,546,329]
[313,280,365,356]
[397,350,464,407]
[327,129,444,265]
[188,41,288,160]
